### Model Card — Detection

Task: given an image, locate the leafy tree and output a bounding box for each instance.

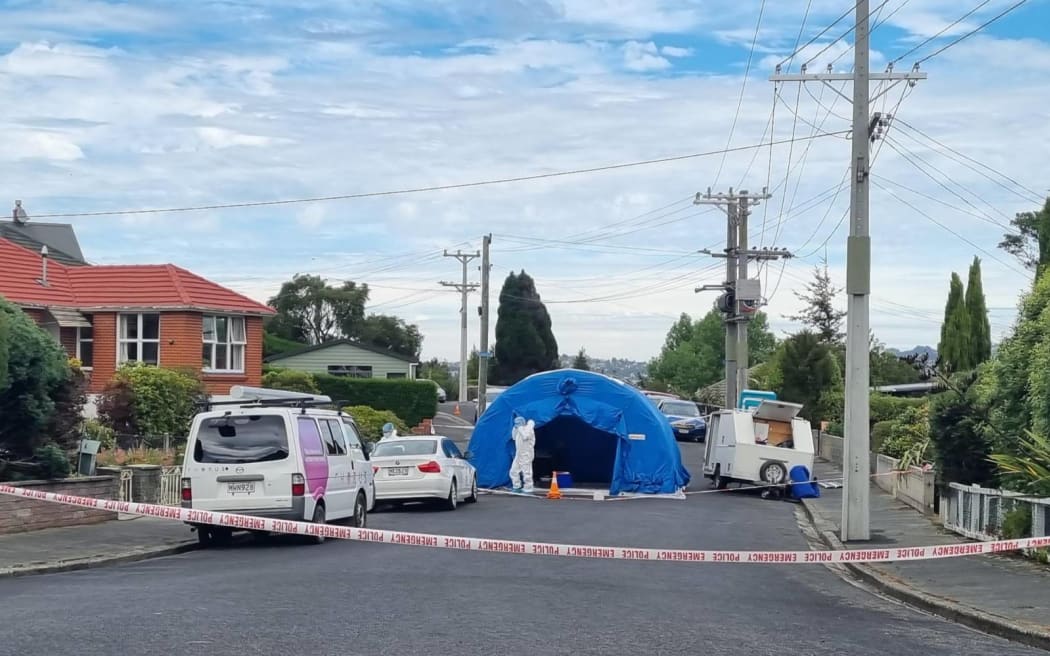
[937,272,971,373]
[44,359,88,452]
[266,274,369,345]
[263,330,305,358]
[356,314,423,359]
[493,270,559,384]
[930,372,997,488]
[775,330,841,423]
[262,369,320,394]
[97,363,206,447]
[998,197,1050,273]
[870,335,922,386]
[990,430,1050,497]
[786,258,845,344]
[965,257,992,367]
[572,347,591,371]
[0,299,71,464]
[648,308,777,398]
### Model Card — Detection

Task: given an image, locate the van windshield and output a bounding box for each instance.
[372,440,437,457]
[193,415,289,464]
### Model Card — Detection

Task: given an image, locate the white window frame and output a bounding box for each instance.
[117,313,161,366]
[202,314,246,374]
[76,322,94,370]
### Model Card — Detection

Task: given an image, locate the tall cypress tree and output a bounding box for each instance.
[493,270,559,385]
[938,272,971,373]
[965,256,992,366]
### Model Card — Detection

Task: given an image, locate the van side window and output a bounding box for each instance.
[297,417,325,457]
[341,420,364,450]
[319,419,346,456]
[324,419,349,454]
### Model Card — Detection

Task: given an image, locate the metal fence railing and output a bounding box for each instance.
[941,482,1050,544]
[159,467,182,506]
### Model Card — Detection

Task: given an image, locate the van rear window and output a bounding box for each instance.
[193,415,289,464]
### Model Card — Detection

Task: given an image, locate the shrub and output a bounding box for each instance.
[930,375,998,488]
[314,375,437,426]
[83,418,116,450]
[871,420,895,454]
[34,443,71,479]
[1000,505,1032,540]
[262,369,320,394]
[0,298,71,462]
[97,363,206,447]
[869,393,926,425]
[43,358,88,452]
[878,403,931,465]
[344,405,410,443]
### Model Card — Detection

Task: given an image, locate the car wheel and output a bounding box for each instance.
[351,492,367,528]
[308,504,326,545]
[444,480,458,511]
[758,461,788,487]
[465,475,478,503]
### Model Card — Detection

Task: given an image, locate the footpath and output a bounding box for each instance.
[0,517,196,578]
[804,460,1050,651]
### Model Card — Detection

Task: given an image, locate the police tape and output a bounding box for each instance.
[2,483,1048,564]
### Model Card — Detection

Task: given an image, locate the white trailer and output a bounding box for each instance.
[702,400,815,490]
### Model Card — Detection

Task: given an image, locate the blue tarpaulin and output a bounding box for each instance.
[466,370,690,495]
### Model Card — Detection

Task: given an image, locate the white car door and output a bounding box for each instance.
[340,418,374,509]
[442,439,469,498]
[318,418,351,519]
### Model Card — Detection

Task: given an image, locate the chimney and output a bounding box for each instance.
[40,245,48,286]
[13,200,28,225]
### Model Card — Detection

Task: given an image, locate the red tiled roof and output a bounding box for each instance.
[0,238,274,315]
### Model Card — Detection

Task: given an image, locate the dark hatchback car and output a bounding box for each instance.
[656,399,707,442]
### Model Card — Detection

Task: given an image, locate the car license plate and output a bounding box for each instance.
[388,467,409,476]
[678,428,689,434]
[228,482,256,494]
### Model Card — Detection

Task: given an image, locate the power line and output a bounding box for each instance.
[915,0,1030,65]
[804,0,890,68]
[713,0,768,188]
[871,0,912,30]
[776,1,860,67]
[890,0,993,64]
[29,132,847,219]
[872,173,1022,234]
[892,118,1044,204]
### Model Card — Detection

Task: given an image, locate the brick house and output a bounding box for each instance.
[0,232,275,396]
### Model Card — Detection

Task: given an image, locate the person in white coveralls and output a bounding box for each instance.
[381,422,397,440]
[509,416,536,492]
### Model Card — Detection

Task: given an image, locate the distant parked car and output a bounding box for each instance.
[421,379,447,403]
[656,398,706,442]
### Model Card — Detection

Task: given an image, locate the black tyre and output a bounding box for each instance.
[758,461,788,486]
[465,475,478,503]
[350,492,367,528]
[308,504,327,544]
[712,466,730,490]
[196,527,213,547]
[444,480,458,511]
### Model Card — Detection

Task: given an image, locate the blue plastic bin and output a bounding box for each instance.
[556,471,574,489]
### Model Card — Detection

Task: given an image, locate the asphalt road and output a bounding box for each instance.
[2,442,1042,656]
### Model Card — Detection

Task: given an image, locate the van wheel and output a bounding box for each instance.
[712,466,729,490]
[211,528,233,547]
[308,504,326,545]
[759,461,788,486]
[444,480,458,511]
[196,527,213,547]
[465,475,478,503]
[351,492,367,528]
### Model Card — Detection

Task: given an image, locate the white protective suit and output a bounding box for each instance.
[509,418,536,492]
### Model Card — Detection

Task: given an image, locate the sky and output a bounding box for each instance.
[2,0,1048,362]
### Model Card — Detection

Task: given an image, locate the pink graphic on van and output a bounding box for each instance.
[297,417,328,499]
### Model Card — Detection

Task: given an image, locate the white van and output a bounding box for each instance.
[180,397,375,546]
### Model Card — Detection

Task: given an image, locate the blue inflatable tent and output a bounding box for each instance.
[467,370,690,495]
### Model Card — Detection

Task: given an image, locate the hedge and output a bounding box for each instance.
[343,405,410,443]
[313,375,437,426]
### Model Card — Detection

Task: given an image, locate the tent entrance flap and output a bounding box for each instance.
[533,416,618,485]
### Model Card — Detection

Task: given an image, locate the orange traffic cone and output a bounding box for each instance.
[454,404,461,416]
[547,471,562,499]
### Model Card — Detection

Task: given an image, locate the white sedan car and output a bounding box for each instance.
[371,436,478,510]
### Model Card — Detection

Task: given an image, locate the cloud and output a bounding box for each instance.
[195,126,279,148]
[622,40,671,71]
[0,41,117,78]
[6,131,84,161]
[661,45,693,57]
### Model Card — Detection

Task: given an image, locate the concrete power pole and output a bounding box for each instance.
[440,249,480,404]
[771,1,925,541]
[477,235,492,416]
[697,188,790,409]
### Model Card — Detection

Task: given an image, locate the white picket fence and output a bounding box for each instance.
[940,482,1050,542]
[159,466,182,506]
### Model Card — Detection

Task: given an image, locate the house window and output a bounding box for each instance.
[202,315,246,372]
[76,319,94,369]
[118,313,160,365]
[386,372,406,379]
[327,365,372,378]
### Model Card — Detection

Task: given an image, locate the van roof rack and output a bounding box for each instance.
[196,397,350,414]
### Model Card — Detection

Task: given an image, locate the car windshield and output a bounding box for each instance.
[661,401,699,417]
[193,415,289,464]
[372,440,438,457]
